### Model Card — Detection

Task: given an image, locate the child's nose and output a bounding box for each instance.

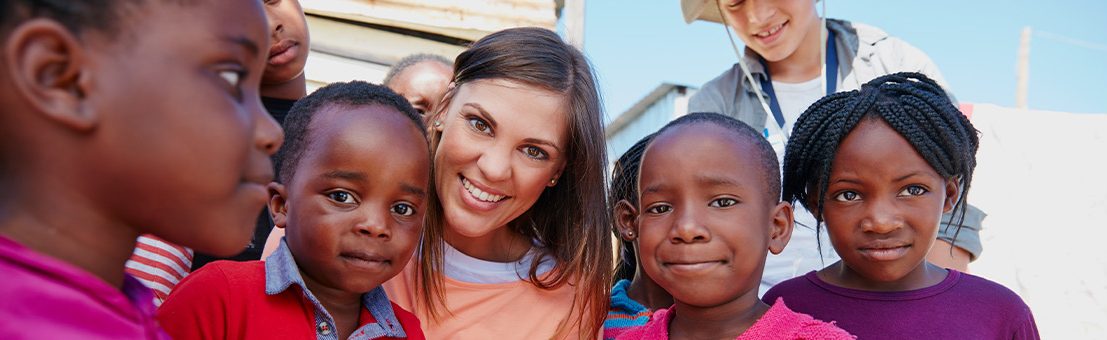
[860,200,905,234]
[745,0,777,26]
[670,207,711,244]
[254,104,283,156]
[354,215,391,240]
[269,13,283,35]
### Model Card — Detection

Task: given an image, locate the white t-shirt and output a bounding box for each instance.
[442,241,556,284]
[773,76,826,135]
[760,75,841,296]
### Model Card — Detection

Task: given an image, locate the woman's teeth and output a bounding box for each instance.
[463,178,505,202]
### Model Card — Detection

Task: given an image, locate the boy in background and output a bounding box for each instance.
[383,53,452,121]
[129,1,312,298]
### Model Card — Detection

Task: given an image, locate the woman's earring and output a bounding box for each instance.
[549,178,557,186]
[433,121,442,128]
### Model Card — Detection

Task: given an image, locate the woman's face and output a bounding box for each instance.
[432,79,568,243]
[719,0,820,62]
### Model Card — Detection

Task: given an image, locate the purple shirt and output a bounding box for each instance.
[0,235,169,339]
[763,270,1039,340]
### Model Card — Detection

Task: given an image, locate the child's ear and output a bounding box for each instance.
[942,177,962,214]
[4,19,96,131]
[268,182,289,229]
[614,199,639,241]
[768,201,795,255]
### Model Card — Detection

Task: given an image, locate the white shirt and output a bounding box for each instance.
[760,75,841,296]
[442,242,556,284]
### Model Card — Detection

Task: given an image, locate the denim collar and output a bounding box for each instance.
[265,238,406,339]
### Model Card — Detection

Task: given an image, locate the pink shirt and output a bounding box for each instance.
[0,235,168,339]
[616,298,854,340]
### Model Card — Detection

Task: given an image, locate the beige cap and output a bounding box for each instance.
[680,0,723,24]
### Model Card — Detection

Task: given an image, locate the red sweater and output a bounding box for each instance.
[158,260,424,339]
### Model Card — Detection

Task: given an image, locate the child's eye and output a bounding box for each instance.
[218,70,242,88]
[709,198,737,208]
[726,0,745,9]
[832,191,860,202]
[391,203,416,216]
[216,68,246,101]
[327,191,357,204]
[521,146,549,160]
[898,185,929,197]
[646,204,671,214]
[467,116,492,135]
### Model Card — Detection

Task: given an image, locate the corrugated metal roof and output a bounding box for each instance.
[605,83,693,138]
[306,14,466,66]
[303,0,558,42]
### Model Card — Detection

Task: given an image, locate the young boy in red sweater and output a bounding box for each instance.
[158,82,428,340]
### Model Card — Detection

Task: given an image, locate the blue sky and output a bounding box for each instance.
[573,1,1107,121]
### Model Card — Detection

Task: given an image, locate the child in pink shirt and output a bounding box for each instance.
[0,1,280,338]
[616,112,852,339]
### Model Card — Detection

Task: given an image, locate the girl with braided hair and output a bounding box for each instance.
[762,73,1039,339]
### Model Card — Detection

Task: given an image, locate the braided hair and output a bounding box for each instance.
[781,72,979,245]
[611,132,655,282]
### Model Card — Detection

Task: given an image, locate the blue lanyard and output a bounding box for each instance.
[757,29,838,129]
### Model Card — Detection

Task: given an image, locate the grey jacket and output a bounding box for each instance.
[689,19,955,132]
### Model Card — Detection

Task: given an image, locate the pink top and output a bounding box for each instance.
[616,297,854,340]
[0,235,168,339]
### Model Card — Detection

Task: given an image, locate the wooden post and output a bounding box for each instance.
[1016,26,1031,109]
[564,0,585,49]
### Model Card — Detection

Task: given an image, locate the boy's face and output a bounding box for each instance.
[275,105,429,294]
[390,61,453,120]
[821,118,957,287]
[89,0,281,255]
[719,0,819,62]
[262,0,309,85]
[637,124,790,307]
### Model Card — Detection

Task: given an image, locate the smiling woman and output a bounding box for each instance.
[382,27,612,339]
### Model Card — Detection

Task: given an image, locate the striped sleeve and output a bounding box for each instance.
[125,234,193,306]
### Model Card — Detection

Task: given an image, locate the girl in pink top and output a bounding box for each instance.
[383,27,612,339]
[617,112,852,340]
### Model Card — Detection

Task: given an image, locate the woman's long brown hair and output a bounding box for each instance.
[417,27,612,338]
